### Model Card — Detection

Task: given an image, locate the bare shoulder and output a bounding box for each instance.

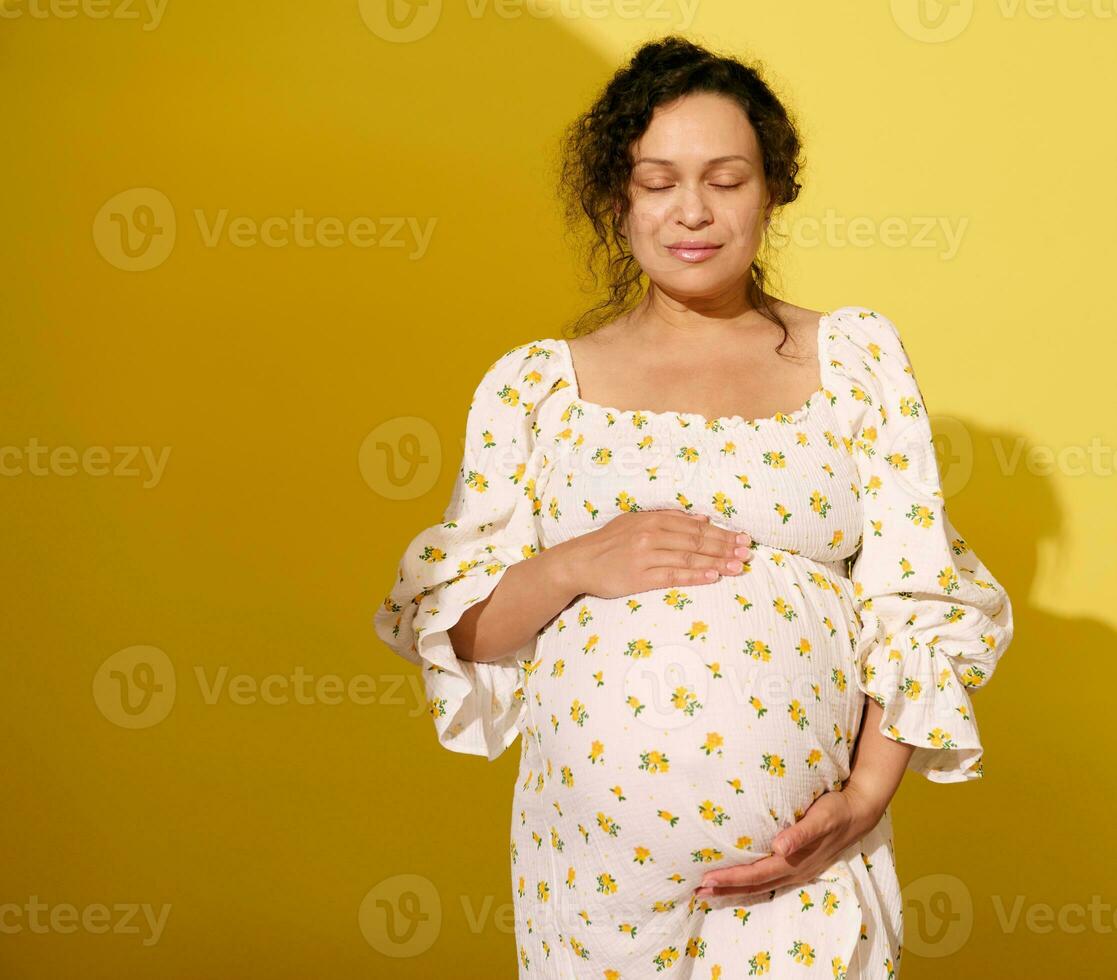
[765,299,828,359]
[565,311,630,352]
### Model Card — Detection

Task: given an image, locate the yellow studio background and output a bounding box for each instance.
[2,1,1113,978]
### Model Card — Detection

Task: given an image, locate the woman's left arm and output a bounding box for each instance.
[695,309,1016,898]
[693,697,912,898]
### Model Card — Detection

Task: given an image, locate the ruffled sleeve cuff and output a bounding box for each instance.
[854,585,1013,783]
[374,505,544,762]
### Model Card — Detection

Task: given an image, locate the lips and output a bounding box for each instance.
[665,242,722,263]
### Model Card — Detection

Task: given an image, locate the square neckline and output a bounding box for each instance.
[553,309,840,431]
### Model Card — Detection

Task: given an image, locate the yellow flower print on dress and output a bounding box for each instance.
[748,950,771,975]
[773,597,798,621]
[713,491,736,518]
[743,639,773,661]
[686,621,709,641]
[663,590,693,611]
[596,872,617,895]
[569,699,589,726]
[760,753,787,777]
[698,799,730,826]
[671,686,702,716]
[616,489,638,511]
[700,732,724,756]
[811,490,832,517]
[638,750,670,774]
[596,812,621,837]
[685,936,708,959]
[788,940,816,965]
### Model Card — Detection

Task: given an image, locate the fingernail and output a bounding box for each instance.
[735,534,750,544]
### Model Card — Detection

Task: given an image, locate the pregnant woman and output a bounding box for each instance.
[374,37,1013,979]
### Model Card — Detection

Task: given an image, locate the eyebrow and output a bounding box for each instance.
[632,155,753,167]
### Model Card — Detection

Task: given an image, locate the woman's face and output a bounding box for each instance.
[620,92,773,299]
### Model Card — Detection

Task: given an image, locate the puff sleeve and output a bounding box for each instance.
[373,341,563,761]
[833,309,1014,783]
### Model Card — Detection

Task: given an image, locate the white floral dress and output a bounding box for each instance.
[374,306,1014,979]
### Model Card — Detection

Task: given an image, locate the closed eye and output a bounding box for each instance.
[643,184,742,192]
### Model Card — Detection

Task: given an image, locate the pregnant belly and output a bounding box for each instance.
[520,548,865,916]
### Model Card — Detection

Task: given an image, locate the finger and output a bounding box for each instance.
[773,799,838,858]
[646,551,746,583]
[652,531,755,569]
[697,855,795,891]
[688,517,753,554]
[651,529,753,563]
[641,524,752,565]
[697,874,799,898]
[663,511,752,548]
[773,824,812,859]
[645,561,728,588]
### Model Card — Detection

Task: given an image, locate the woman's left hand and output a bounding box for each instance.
[693,785,884,898]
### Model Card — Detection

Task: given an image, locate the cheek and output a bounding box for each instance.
[719,202,766,241]
[626,203,667,237]
[624,207,675,274]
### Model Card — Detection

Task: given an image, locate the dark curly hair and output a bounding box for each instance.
[555,35,805,347]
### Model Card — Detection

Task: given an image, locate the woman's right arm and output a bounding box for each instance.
[374,340,751,758]
[450,511,755,663]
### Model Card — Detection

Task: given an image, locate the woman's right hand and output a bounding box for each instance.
[549,510,754,601]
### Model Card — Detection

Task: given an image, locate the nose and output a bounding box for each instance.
[671,183,713,228]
